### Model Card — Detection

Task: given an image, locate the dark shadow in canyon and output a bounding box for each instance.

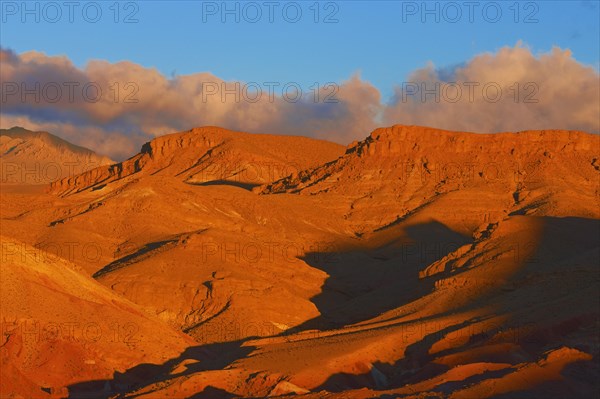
[310,217,600,395]
[66,217,599,397]
[289,220,472,331]
[188,386,237,398]
[67,340,252,399]
[187,180,259,191]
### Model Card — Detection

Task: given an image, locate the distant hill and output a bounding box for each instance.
[0,127,113,184]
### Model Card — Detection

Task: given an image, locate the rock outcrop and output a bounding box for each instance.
[49,126,345,196]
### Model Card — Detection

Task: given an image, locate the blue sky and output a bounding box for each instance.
[2,0,599,101]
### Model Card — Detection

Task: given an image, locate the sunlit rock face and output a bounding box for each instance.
[2,125,599,399]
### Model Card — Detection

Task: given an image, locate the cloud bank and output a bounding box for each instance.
[1,44,598,160]
[384,44,600,135]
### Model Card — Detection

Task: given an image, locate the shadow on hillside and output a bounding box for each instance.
[188,386,237,398]
[188,180,259,191]
[307,217,600,395]
[289,220,472,331]
[67,340,252,399]
[92,238,179,278]
[64,217,599,397]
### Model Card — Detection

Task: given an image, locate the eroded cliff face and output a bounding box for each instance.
[264,125,599,192]
[49,126,345,196]
[261,125,600,233]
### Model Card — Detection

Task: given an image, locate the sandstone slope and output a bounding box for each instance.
[0,127,113,184]
[0,236,194,398]
[1,124,598,398]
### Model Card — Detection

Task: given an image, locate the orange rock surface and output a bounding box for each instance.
[1,125,598,398]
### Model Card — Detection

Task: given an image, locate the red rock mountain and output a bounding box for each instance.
[49,126,345,195]
[1,125,598,398]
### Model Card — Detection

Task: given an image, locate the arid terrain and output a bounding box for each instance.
[1,125,599,398]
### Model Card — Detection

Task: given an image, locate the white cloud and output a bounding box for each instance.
[1,44,598,160]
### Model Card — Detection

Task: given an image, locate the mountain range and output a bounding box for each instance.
[1,125,598,398]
